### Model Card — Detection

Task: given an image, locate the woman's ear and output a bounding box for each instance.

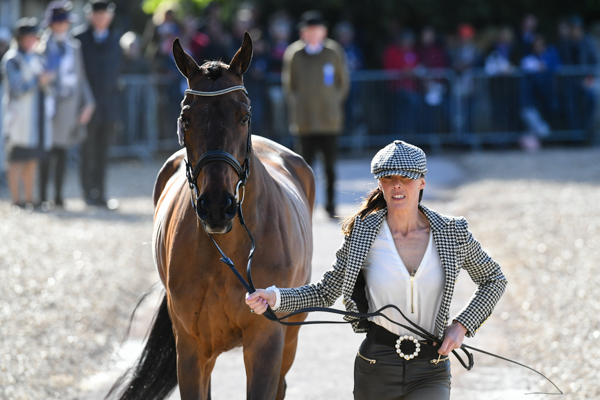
[419,178,426,189]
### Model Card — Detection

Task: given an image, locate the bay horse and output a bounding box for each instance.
[109,33,315,399]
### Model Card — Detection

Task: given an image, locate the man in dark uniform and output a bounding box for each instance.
[73,0,122,207]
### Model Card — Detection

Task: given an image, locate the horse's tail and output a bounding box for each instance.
[106,291,178,400]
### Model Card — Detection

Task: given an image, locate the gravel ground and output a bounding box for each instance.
[0,160,159,400]
[450,148,600,399]
[1,147,599,399]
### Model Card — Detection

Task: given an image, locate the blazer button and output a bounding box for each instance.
[342,298,346,305]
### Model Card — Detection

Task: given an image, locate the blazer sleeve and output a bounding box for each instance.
[277,233,351,312]
[453,218,508,337]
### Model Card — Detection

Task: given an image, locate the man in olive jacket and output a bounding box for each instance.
[282,11,349,218]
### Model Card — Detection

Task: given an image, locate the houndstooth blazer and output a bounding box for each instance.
[278,204,507,339]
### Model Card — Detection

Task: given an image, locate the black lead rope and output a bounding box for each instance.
[196,198,563,396]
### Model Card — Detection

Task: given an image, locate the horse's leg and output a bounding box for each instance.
[174,326,215,400]
[243,325,285,400]
[275,324,302,400]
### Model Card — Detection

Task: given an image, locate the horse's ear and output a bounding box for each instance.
[173,38,199,80]
[229,32,253,77]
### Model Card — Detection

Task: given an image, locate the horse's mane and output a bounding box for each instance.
[200,61,228,80]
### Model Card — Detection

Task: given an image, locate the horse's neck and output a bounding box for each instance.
[243,155,270,209]
[239,154,284,223]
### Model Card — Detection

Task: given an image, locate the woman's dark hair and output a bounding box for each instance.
[341,186,423,236]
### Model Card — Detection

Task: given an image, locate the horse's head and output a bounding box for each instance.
[173,33,253,234]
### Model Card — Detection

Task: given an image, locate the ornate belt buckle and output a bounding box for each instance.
[395,335,421,360]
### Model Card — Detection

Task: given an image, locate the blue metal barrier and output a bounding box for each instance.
[111,66,599,158]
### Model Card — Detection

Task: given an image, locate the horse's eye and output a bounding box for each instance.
[241,114,251,125]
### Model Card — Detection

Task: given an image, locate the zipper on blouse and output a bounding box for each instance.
[410,269,417,314]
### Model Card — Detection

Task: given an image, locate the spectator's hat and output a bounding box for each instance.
[297,10,328,30]
[84,0,116,13]
[371,140,428,180]
[43,1,76,27]
[13,17,38,38]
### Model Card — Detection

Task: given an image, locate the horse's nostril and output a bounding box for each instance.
[225,195,237,217]
[197,198,209,217]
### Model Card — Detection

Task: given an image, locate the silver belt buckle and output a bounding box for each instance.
[395,335,421,360]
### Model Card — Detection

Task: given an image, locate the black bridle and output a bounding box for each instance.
[179,84,562,396]
[183,85,252,215]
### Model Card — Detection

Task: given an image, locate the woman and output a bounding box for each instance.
[246,140,507,399]
[38,1,95,209]
[1,18,53,210]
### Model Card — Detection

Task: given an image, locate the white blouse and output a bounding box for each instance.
[362,220,445,339]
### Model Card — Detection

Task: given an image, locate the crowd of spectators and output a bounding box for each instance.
[1,3,600,173]
[120,6,598,148]
[380,15,598,148]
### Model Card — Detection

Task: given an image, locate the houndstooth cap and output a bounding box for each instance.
[371,140,428,180]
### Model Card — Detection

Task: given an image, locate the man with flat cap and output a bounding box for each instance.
[282,10,349,218]
[73,0,122,208]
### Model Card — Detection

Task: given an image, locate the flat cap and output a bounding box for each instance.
[297,10,328,30]
[371,140,427,180]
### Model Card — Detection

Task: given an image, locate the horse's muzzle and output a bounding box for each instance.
[202,220,233,234]
[196,194,237,234]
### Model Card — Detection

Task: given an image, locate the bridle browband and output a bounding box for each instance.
[185,85,247,97]
[179,84,562,396]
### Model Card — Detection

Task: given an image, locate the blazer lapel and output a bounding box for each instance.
[342,209,387,299]
[421,205,459,337]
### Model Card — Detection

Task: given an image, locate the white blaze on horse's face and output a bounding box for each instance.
[173,34,254,234]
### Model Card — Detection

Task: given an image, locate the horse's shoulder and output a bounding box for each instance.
[252,136,315,210]
[153,148,186,207]
[254,137,311,175]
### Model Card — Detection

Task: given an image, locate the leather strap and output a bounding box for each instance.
[193,150,244,179]
[185,86,247,97]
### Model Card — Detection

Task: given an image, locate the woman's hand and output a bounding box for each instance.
[245,289,276,315]
[438,320,467,355]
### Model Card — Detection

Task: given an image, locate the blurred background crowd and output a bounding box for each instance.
[1,0,600,211]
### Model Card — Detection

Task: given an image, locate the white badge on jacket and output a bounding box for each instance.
[323,62,335,86]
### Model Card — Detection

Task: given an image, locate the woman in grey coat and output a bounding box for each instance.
[37,1,95,209]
